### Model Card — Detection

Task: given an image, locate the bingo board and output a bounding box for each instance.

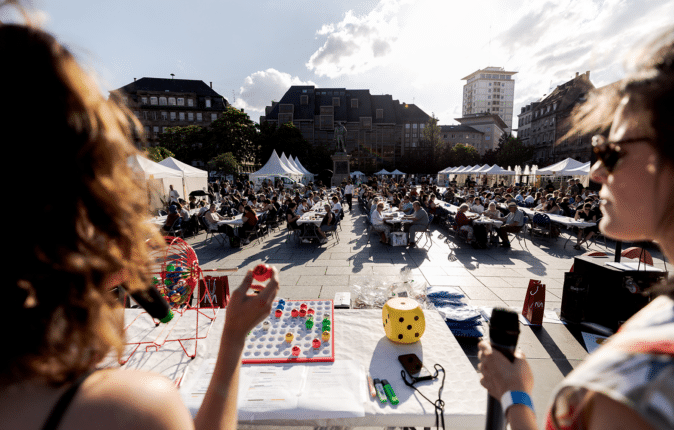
[242,299,335,364]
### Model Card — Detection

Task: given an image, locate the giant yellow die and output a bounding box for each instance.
[382,297,426,343]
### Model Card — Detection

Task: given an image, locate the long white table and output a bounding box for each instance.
[119,308,487,428]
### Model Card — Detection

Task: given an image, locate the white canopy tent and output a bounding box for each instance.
[280,153,304,179]
[293,156,315,182]
[128,155,184,212]
[390,169,405,176]
[374,169,391,175]
[566,161,592,175]
[158,157,208,199]
[250,150,301,184]
[285,155,311,184]
[536,158,588,176]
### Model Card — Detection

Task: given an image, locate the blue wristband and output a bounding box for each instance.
[501,390,534,415]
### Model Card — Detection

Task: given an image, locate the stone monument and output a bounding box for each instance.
[331,123,351,187]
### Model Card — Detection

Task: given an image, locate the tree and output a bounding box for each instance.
[144,146,174,163]
[449,144,481,166]
[205,107,258,167]
[496,134,534,168]
[158,125,204,163]
[481,148,499,165]
[256,122,312,165]
[208,152,240,176]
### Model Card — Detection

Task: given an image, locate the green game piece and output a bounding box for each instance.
[305,319,314,330]
[167,264,175,272]
[164,279,172,286]
[151,277,159,285]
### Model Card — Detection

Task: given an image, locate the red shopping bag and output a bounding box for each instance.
[522,279,545,325]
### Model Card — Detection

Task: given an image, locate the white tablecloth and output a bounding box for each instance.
[119,308,487,428]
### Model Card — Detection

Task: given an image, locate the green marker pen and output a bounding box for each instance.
[373,378,387,404]
[382,379,399,405]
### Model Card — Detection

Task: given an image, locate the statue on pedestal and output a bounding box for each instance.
[334,123,347,153]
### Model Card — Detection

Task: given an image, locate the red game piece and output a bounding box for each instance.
[291,345,301,356]
[300,303,308,310]
[307,308,315,315]
[252,264,273,282]
[291,309,299,317]
[275,309,283,318]
[299,309,307,317]
[312,338,321,349]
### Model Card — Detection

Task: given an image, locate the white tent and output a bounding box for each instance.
[128,155,184,212]
[285,155,310,183]
[250,150,301,184]
[158,157,208,199]
[280,153,304,179]
[566,161,592,175]
[536,158,587,176]
[374,169,391,175]
[390,169,405,175]
[294,156,314,175]
[481,165,516,175]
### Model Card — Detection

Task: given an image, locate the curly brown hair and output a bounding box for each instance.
[2,21,163,385]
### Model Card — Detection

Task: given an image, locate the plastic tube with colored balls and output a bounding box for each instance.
[373,378,387,404]
[382,380,399,405]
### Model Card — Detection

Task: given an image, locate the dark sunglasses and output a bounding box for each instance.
[592,135,654,173]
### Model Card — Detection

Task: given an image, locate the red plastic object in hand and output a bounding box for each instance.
[291,309,299,317]
[252,264,273,282]
[249,284,264,295]
[292,345,301,356]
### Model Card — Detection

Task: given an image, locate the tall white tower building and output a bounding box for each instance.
[461,67,517,133]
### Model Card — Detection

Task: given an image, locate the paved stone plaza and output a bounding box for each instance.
[188,206,667,310]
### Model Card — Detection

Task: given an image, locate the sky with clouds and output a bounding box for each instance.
[19,0,674,130]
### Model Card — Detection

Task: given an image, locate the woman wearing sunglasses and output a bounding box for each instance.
[478,27,674,430]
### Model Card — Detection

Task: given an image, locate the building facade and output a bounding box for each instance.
[438,125,484,150]
[461,67,517,133]
[112,77,229,147]
[516,102,538,145]
[526,71,595,166]
[451,113,508,154]
[261,86,431,172]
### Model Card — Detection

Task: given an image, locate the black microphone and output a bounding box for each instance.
[128,285,174,324]
[485,308,520,430]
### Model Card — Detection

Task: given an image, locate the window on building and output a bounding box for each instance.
[300,95,308,105]
[153,126,159,134]
[168,97,176,106]
[279,104,294,114]
[405,133,409,138]
[412,133,417,138]
[188,112,194,121]
[170,112,176,121]
[133,110,140,118]
[150,97,158,105]
[351,99,358,108]
[142,97,148,104]
[320,115,333,130]
[142,111,148,119]
[405,123,410,129]
[196,112,202,121]
[159,97,167,106]
[360,117,372,129]
[320,106,334,115]
[279,113,293,124]
[376,109,383,119]
[420,124,425,129]
[413,124,417,129]
[162,127,167,133]
[332,97,340,107]
[179,112,185,120]
[205,98,211,108]
[177,98,184,106]
[211,113,217,121]
[161,111,168,120]
[187,99,194,107]
[144,125,150,136]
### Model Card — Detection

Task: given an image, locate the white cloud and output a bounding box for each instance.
[234,68,315,120]
[306,0,412,78]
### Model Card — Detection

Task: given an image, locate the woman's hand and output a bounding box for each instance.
[222,267,280,342]
[477,341,534,400]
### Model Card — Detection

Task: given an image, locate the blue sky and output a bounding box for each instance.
[13,0,674,128]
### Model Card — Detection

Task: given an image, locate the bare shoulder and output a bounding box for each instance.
[62,369,194,430]
[587,392,656,430]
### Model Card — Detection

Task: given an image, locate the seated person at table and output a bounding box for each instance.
[523,192,535,205]
[371,202,392,244]
[239,205,257,244]
[428,194,438,215]
[471,197,484,214]
[188,195,198,209]
[454,203,477,242]
[197,200,210,216]
[369,197,380,216]
[204,204,230,233]
[400,195,414,214]
[573,203,599,250]
[297,198,310,215]
[286,202,304,232]
[404,201,429,246]
[331,196,342,215]
[496,202,524,248]
[175,202,190,223]
[483,202,501,219]
[317,204,336,244]
[162,205,181,232]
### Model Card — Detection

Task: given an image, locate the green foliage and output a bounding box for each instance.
[206,107,258,165]
[421,114,443,152]
[144,146,174,163]
[158,125,204,162]
[449,144,481,166]
[495,134,534,168]
[208,152,240,175]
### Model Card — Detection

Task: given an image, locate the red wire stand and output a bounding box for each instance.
[120,236,235,364]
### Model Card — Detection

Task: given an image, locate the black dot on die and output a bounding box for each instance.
[407,325,412,330]
[399,317,404,322]
[398,334,403,340]
[414,316,419,321]
[383,323,386,328]
[415,332,419,337]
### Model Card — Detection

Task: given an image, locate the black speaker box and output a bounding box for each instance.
[561,255,667,331]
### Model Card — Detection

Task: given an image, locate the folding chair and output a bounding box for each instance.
[508,215,529,250]
[167,217,184,239]
[199,216,224,245]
